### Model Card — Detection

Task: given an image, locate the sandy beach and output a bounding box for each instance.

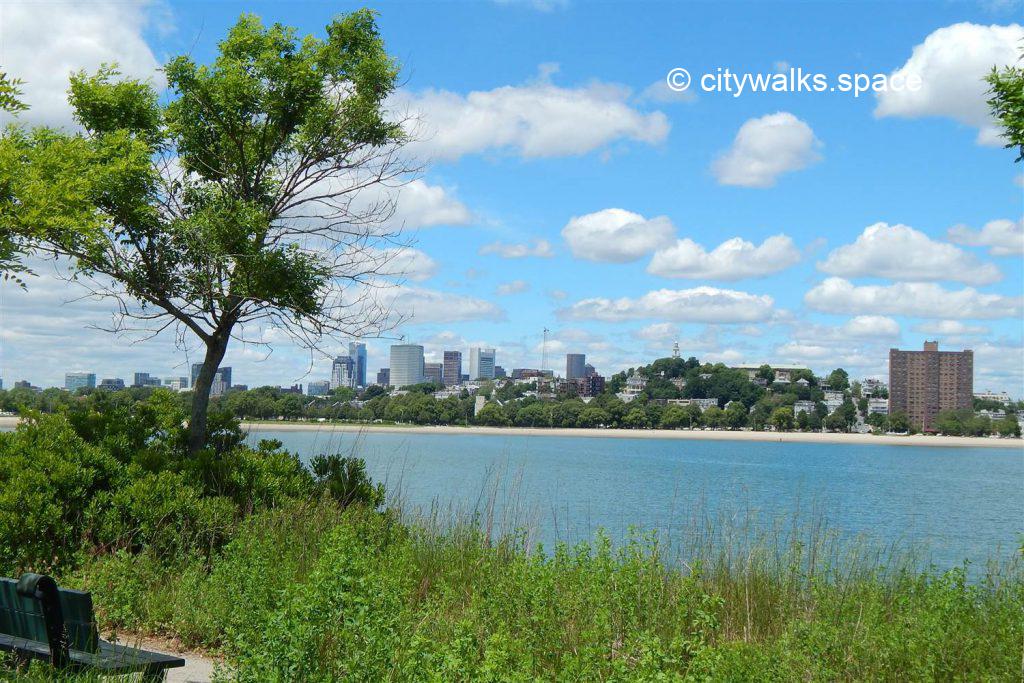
[239,420,1024,449]
[2,415,1019,449]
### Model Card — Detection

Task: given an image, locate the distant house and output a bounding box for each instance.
[867,398,889,415]
[794,400,816,415]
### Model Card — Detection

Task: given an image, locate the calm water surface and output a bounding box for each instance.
[248,428,1024,571]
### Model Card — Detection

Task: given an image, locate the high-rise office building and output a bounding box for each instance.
[99,378,125,391]
[349,342,367,388]
[376,368,391,386]
[424,362,443,386]
[889,342,973,432]
[163,376,188,391]
[65,372,96,392]
[566,353,586,380]
[191,364,231,392]
[390,344,425,388]
[443,351,462,387]
[307,380,331,396]
[331,355,356,389]
[132,372,161,388]
[469,348,496,380]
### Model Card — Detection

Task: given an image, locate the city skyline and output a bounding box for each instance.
[0,2,1021,395]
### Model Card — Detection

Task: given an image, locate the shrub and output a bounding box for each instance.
[311,455,385,509]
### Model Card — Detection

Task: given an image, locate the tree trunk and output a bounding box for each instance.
[188,335,230,455]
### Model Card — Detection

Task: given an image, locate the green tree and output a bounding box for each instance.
[658,405,688,429]
[0,13,408,454]
[770,406,794,431]
[577,406,610,428]
[724,401,748,429]
[475,403,509,427]
[888,411,910,434]
[703,405,724,429]
[987,59,1024,161]
[755,364,775,384]
[622,407,651,429]
[826,368,850,391]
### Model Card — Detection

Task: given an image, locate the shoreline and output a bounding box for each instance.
[2,415,1020,449]
[240,420,1023,449]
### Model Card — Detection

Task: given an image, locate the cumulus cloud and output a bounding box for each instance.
[711,112,822,188]
[947,218,1024,256]
[633,322,679,341]
[378,248,438,282]
[561,209,675,262]
[384,286,505,324]
[842,315,900,338]
[874,22,1024,145]
[557,287,775,323]
[387,180,473,229]
[479,239,555,259]
[912,320,991,336]
[804,277,1022,319]
[647,234,801,280]
[639,78,698,104]
[818,222,1002,285]
[0,1,163,128]
[393,68,669,161]
[495,279,530,296]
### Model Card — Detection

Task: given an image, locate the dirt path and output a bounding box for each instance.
[130,637,220,682]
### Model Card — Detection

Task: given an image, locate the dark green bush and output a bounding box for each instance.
[311,454,385,509]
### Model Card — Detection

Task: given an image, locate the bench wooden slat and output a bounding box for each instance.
[0,574,185,678]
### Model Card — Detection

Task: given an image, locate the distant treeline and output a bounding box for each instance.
[4,357,1019,437]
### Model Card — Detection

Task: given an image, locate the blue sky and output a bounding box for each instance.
[0,0,1022,394]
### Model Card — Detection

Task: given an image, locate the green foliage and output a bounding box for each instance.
[987,62,1024,162]
[311,454,385,509]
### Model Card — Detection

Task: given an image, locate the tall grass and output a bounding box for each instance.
[55,480,1024,681]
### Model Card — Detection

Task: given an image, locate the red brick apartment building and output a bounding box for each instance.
[889,342,973,432]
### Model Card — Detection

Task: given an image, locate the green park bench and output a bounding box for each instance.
[0,573,185,680]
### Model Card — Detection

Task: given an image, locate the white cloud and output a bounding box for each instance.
[639,78,698,104]
[647,234,800,280]
[378,248,438,282]
[394,69,669,161]
[0,1,163,128]
[633,322,679,341]
[558,287,775,323]
[711,112,822,188]
[561,208,675,263]
[384,286,505,323]
[479,239,555,259]
[388,180,473,229]
[912,320,990,336]
[842,315,900,338]
[947,219,1024,256]
[873,22,1024,145]
[818,222,1002,285]
[804,277,1023,319]
[495,279,530,296]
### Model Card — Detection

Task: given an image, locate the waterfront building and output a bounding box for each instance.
[974,390,1011,404]
[794,400,817,415]
[566,353,586,380]
[65,372,97,392]
[575,374,605,397]
[331,355,356,389]
[868,398,889,415]
[443,351,462,387]
[469,348,496,380]
[349,342,367,388]
[390,344,425,388]
[889,342,973,432]
[424,362,443,386]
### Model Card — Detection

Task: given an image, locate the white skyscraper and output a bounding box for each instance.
[390,344,425,388]
[469,348,496,380]
[331,355,355,389]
